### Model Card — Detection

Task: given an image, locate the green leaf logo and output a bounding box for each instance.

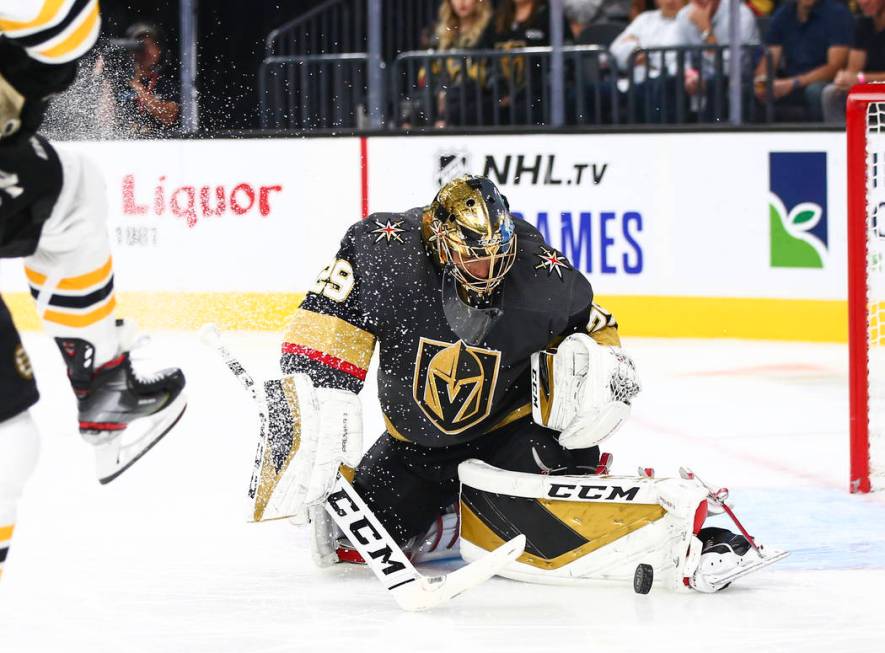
[769,194,825,269]
[791,209,816,225]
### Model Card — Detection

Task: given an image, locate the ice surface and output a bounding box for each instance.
[1,333,884,653]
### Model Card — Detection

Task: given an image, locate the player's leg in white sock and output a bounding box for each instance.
[0,410,40,580]
[24,148,186,483]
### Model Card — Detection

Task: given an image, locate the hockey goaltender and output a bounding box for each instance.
[214,175,787,610]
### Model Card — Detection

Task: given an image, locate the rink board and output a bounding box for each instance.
[0,131,847,341]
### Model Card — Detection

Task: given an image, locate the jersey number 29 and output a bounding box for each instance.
[311,258,354,302]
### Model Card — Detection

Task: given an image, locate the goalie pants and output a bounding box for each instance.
[353,418,600,545]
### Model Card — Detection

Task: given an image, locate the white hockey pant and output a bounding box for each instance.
[24,148,118,367]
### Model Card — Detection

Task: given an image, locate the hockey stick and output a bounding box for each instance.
[200,324,526,611]
[326,473,525,610]
[200,325,269,506]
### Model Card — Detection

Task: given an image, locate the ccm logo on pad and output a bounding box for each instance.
[547,484,640,501]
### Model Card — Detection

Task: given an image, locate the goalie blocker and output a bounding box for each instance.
[458,460,788,591]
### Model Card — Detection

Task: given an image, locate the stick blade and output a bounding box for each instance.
[392,534,526,611]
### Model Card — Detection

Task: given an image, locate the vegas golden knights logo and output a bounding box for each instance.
[413,337,501,435]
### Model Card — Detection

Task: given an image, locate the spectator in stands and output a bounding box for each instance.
[491,0,553,47]
[116,23,180,136]
[677,0,759,93]
[611,0,686,76]
[483,0,557,123]
[753,0,854,121]
[821,0,885,122]
[429,0,495,127]
[609,0,687,121]
[674,0,759,121]
[676,0,759,52]
[435,0,494,50]
[563,0,645,38]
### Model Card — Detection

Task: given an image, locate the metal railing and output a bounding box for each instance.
[257,45,788,131]
[624,45,776,124]
[391,46,617,128]
[382,0,438,61]
[259,54,369,129]
[266,0,366,57]
[266,0,436,60]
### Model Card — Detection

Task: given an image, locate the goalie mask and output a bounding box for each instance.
[429,175,517,295]
[426,175,517,345]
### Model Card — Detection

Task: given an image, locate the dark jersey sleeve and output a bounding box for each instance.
[561,272,621,347]
[0,134,62,257]
[280,222,377,394]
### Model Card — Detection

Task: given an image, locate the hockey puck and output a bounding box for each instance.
[633,564,653,594]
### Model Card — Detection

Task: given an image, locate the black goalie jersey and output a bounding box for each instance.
[280,208,619,448]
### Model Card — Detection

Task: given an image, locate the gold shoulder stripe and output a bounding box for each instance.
[0,0,67,34]
[283,308,375,372]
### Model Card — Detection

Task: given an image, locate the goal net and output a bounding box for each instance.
[849,86,885,493]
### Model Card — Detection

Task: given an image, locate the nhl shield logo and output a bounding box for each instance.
[413,337,501,435]
[435,150,471,188]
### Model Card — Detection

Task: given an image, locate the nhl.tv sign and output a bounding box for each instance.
[768,152,828,269]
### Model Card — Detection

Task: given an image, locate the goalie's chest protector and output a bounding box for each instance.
[354,210,592,448]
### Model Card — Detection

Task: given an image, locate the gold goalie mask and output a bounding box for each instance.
[426,175,517,345]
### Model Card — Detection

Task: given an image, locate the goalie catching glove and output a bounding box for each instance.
[531,333,640,449]
[248,373,362,522]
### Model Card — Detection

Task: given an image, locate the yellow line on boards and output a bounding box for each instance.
[4,292,306,333]
[597,295,847,343]
[2,292,848,342]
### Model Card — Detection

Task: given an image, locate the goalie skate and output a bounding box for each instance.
[681,468,790,592]
[694,546,789,592]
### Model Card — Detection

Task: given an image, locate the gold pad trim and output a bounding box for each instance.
[252,377,302,522]
[460,498,666,571]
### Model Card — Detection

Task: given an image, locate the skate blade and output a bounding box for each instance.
[708,549,790,591]
[94,393,187,485]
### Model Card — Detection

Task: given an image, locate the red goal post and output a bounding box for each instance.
[848,84,885,493]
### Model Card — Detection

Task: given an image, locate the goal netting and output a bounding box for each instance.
[849,88,885,492]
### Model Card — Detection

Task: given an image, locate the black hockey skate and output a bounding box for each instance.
[56,328,186,484]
